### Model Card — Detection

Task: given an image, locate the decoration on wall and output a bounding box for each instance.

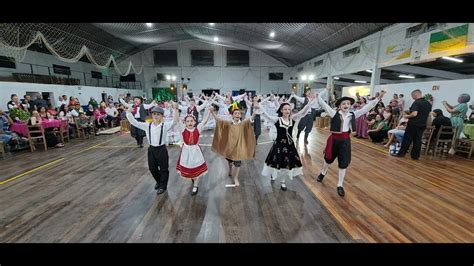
[385,39,413,60]
[432,85,440,91]
[428,24,468,54]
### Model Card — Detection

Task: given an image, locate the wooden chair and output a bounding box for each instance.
[454,138,474,159]
[0,140,5,159]
[421,126,435,155]
[54,119,70,143]
[26,124,47,152]
[74,117,95,139]
[432,126,456,157]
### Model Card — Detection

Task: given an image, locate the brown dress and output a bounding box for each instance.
[211,119,256,161]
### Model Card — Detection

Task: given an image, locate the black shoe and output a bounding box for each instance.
[337,186,345,197]
[304,139,309,144]
[156,188,166,195]
[390,153,404,157]
[280,183,287,191]
[191,186,198,196]
[316,173,325,182]
[411,157,419,160]
[154,183,159,190]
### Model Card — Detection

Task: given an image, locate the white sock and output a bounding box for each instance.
[321,161,330,175]
[337,168,346,187]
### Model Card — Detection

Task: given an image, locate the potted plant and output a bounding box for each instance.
[9,108,30,123]
[424,93,433,105]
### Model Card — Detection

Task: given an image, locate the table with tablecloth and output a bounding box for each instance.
[10,119,62,137]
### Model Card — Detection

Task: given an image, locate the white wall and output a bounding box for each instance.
[128,39,293,96]
[0,82,143,111]
[370,79,473,116]
[0,50,146,90]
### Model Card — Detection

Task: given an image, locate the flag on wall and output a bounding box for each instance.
[428,24,468,54]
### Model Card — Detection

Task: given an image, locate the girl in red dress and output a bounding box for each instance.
[176,105,212,195]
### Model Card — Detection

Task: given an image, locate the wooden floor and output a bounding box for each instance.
[0,125,472,243]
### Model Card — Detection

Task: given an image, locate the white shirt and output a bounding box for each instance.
[106,107,117,117]
[57,99,68,108]
[126,111,177,146]
[292,94,321,109]
[317,91,380,132]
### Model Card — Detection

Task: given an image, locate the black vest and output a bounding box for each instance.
[133,104,146,122]
[251,105,261,135]
[301,96,309,108]
[330,111,356,132]
[187,106,199,122]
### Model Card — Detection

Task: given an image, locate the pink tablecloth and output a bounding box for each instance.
[41,119,61,129]
[10,123,28,137]
[10,119,62,137]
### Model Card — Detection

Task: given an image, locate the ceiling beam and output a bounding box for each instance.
[314,80,359,87]
[383,64,469,80]
[339,74,395,84]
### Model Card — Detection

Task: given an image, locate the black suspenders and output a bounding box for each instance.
[149,122,164,146]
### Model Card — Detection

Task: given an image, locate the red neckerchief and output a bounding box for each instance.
[132,105,139,114]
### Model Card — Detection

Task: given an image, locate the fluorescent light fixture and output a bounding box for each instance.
[354,80,367,84]
[213,36,219,42]
[441,56,463,63]
[209,23,215,26]
[366,69,373,73]
[146,23,153,27]
[172,75,176,81]
[308,74,315,81]
[399,74,415,79]
[165,75,171,80]
[333,76,340,80]
[301,75,307,81]
[269,31,275,38]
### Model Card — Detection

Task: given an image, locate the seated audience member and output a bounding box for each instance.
[76,112,95,136]
[105,103,120,127]
[47,104,57,117]
[389,99,400,116]
[93,108,107,131]
[382,105,393,124]
[28,111,65,148]
[7,94,24,111]
[368,114,390,143]
[384,111,409,148]
[431,109,452,140]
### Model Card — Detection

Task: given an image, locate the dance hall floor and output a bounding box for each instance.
[0,126,472,243]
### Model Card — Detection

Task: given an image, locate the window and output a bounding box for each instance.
[153,50,178,66]
[156,73,167,81]
[120,74,136,82]
[191,50,214,66]
[52,64,71,75]
[406,23,446,38]
[297,66,304,72]
[91,71,102,79]
[226,50,249,66]
[269,73,283,80]
[0,56,16,69]
[343,46,360,58]
[313,60,323,67]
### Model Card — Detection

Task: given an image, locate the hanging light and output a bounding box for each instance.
[269,31,275,38]
[146,23,153,27]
